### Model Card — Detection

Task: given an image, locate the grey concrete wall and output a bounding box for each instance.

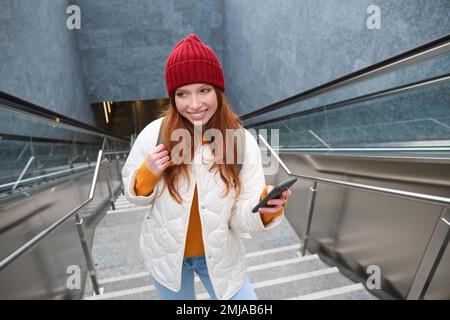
[0,0,94,126]
[1,0,449,131]
[73,0,224,103]
[222,0,450,116]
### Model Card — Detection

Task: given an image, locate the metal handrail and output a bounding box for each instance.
[259,134,449,299]
[11,156,35,191]
[0,163,93,190]
[259,135,450,206]
[442,217,450,227]
[272,146,450,152]
[0,152,102,272]
[0,91,129,143]
[0,148,129,296]
[289,172,450,207]
[246,73,450,128]
[0,151,101,271]
[241,34,450,121]
[0,150,130,190]
[103,150,130,155]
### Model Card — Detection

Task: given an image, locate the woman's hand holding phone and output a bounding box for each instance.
[146,144,173,176]
[257,185,292,215]
[252,177,297,215]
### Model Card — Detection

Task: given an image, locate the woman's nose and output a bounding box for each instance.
[189,95,203,109]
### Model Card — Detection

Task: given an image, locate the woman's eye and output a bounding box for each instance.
[176,88,209,97]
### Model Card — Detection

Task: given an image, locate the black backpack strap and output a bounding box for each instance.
[236,128,246,175]
[156,117,166,146]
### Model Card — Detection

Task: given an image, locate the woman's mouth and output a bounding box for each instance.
[189,109,207,120]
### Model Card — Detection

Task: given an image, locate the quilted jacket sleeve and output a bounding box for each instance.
[229,130,284,234]
[134,160,161,196]
[121,118,162,206]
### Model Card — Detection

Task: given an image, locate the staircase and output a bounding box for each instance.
[82,195,377,300]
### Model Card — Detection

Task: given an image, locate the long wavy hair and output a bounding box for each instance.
[157,86,243,204]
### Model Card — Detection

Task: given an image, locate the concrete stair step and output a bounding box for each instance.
[106,206,147,215]
[304,284,378,300]
[101,209,146,227]
[246,244,304,265]
[114,203,136,209]
[247,255,327,284]
[88,252,321,295]
[86,266,342,300]
[114,199,132,205]
[193,266,365,300]
[85,254,376,301]
[249,270,355,300]
[85,243,302,293]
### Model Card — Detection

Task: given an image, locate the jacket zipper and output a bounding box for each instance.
[177,205,193,290]
[194,145,220,299]
[176,149,198,291]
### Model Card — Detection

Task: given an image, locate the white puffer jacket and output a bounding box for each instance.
[122,117,283,300]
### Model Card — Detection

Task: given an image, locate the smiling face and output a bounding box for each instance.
[174,83,218,126]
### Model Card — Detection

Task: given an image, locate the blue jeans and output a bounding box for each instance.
[152,256,257,300]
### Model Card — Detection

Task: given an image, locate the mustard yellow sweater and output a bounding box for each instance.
[134,161,284,257]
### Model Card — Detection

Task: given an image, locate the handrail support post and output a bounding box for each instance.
[407,207,450,299]
[103,158,116,210]
[75,214,102,296]
[301,181,318,256]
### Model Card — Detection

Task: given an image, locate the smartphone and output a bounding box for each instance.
[252,177,298,213]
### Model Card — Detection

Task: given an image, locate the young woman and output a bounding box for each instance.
[122,34,292,300]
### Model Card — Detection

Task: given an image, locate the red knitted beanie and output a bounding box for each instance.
[165,34,225,97]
